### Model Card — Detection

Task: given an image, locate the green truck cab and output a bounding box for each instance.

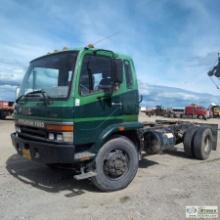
[11,46,218,191]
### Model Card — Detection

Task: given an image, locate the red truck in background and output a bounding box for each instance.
[143,105,210,120]
[185,104,210,119]
[0,101,14,119]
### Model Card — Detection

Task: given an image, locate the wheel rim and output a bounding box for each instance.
[103,149,129,179]
[204,137,211,153]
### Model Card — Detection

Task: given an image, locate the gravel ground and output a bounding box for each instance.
[0,114,220,220]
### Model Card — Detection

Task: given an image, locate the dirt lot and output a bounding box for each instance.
[0,114,220,220]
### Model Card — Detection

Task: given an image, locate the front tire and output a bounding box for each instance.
[91,136,139,192]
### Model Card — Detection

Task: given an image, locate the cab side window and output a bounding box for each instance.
[124,60,133,89]
[79,55,113,95]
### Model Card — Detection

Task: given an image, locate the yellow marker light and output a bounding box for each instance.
[63,47,68,51]
[46,124,74,132]
[87,44,94,48]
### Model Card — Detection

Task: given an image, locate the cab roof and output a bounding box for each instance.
[31,47,132,63]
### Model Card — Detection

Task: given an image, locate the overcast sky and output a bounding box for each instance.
[0,0,220,94]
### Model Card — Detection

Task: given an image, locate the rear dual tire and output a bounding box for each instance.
[193,128,212,160]
[184,127,213,160]
[183,127,198,157]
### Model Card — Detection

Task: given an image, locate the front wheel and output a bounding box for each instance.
[91,136,139,192]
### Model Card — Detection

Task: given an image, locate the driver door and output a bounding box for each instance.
[73,53,123,145]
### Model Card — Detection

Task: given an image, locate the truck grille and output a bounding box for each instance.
[19,125,47,140]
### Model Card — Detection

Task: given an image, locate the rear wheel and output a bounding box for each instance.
[193,127,213,160]
[183,127,198,157]
[91,136,138,192]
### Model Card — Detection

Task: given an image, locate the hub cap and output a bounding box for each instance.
[103,149,129,179]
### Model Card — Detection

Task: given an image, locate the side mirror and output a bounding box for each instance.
[112,59,123,84]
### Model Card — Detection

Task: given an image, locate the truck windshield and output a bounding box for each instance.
[19,51,78,99]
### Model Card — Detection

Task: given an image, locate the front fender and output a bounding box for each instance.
[90,121,143,153]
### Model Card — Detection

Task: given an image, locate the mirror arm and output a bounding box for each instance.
[139,94,143,104]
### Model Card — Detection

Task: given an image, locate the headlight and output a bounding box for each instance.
[48,133,55,140]
[56,133,63,142]
[48,132,73,143]
[55,132,73,142]
[62,132,73,143]
[47,123,74,143]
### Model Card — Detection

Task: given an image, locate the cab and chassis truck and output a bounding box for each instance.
[11,46,218,191]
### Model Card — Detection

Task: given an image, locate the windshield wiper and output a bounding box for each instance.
[27,89,50,105]
[16,89,50,105]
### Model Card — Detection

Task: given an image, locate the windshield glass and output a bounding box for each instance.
[20,51,78,99]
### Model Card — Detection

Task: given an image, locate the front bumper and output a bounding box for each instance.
[11,132,75,164]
